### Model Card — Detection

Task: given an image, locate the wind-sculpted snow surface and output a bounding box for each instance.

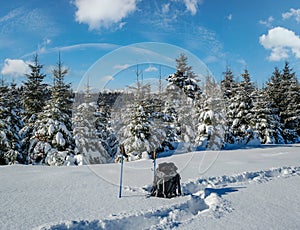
[37,193,229,230]
[37,165,300,230]
[182,166,300,194]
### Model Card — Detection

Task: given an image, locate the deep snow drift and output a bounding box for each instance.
[1,144,300,229]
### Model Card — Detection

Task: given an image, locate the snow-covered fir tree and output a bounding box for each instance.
[27,54,74,165]
[175,53,198,80]
[0,80,24,165]
[163,81,183,147]
[195,75,225,150]
[95,92,119,159]
[221,68,259,145]
[161,100,179,149]
[167,70,201,100]
[146,96,176,152]
[220,66,237,144]
[264,63,300,143]
[21,54,47,122]
[114,75,166,161]
[164,54,202,151]
[264,67,285,143]
[238,69,260,144]
[116,98,166,161]
[279,62,300,143]
[231,69,259,145]
[73,83,111,165]
[20,54,48,163]
[0,80,12,164]
[167,54,201,100]
[50,53,74,127]
[220,66,236,101]
[251,87,284,144]
[6,82,24,164]
[176,96,197,151]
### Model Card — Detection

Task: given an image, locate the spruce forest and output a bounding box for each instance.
[0,53,299,166]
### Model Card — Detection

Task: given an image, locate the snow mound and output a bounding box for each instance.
[187,194,209,215]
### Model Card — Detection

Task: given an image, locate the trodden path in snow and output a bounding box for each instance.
[37,165,300,230]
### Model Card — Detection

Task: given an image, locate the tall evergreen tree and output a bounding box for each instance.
[6,82,24,163]
[240,69,255,96]
[73,82,111,165]
[220,67,237,144]
[113,76,166,161]
[22,54,47,122]
[20,54,48,163]
[251,87,284,144]
[220,66,236,100]
[73,101,110,164]
[163,81,183,147]
[264,67,285,143]
[116,97,166,161]
[231,69,258,144]
[0,80,23,165]
[161,100,179,148]
[50,53,74,126]
[221,68,259,145]
[0,80,11,164]
[167,54,201,100]
[195,75,225,150]
[279,62,300,143]
[96,92,119,159]
[165,54,202,151]
[266,67,282,107]
[265,62,300,143]
[175,53,197,79]
[28,54,74,165]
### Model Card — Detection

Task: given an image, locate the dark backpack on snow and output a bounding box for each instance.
[150,162,181,198]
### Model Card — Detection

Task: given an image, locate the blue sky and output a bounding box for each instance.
[1,0,300,90]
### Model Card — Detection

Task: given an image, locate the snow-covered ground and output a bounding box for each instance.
[1,144,300,229]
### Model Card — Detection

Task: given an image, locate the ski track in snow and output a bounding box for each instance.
[37,166,300,230]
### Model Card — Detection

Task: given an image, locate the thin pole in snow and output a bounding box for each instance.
[119,144,125,198]
[153,150,157,181]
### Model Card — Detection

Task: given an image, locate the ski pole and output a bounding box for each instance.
[119,145,125,198]
[153,150,157,181]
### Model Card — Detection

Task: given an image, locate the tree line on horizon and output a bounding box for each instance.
[0,53,299,165]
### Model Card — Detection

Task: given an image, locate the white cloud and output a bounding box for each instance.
[22,43,120,58]
[259,27,300,61]
[113,64,130,70]
[0,8,23,23]
[268,47,289,61]
[44,38,51,45]
[143,1,203,30]
[204,55,218,63]
[1,59,30,77]
[102,75,114,81]
[282,8,300,23]
[0,7,58,39]
[73,0,137,30]
[144,66,158,72]
[227,14,232,21]
[162,3,170,14]
[37,38,52,53]
[259,16,274,28]
[183,0,203,15]
[58,43,119,52]
[237,58,247,67]
[118,22,127,29]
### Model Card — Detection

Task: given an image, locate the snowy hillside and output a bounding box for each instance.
[1,145,300,229]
